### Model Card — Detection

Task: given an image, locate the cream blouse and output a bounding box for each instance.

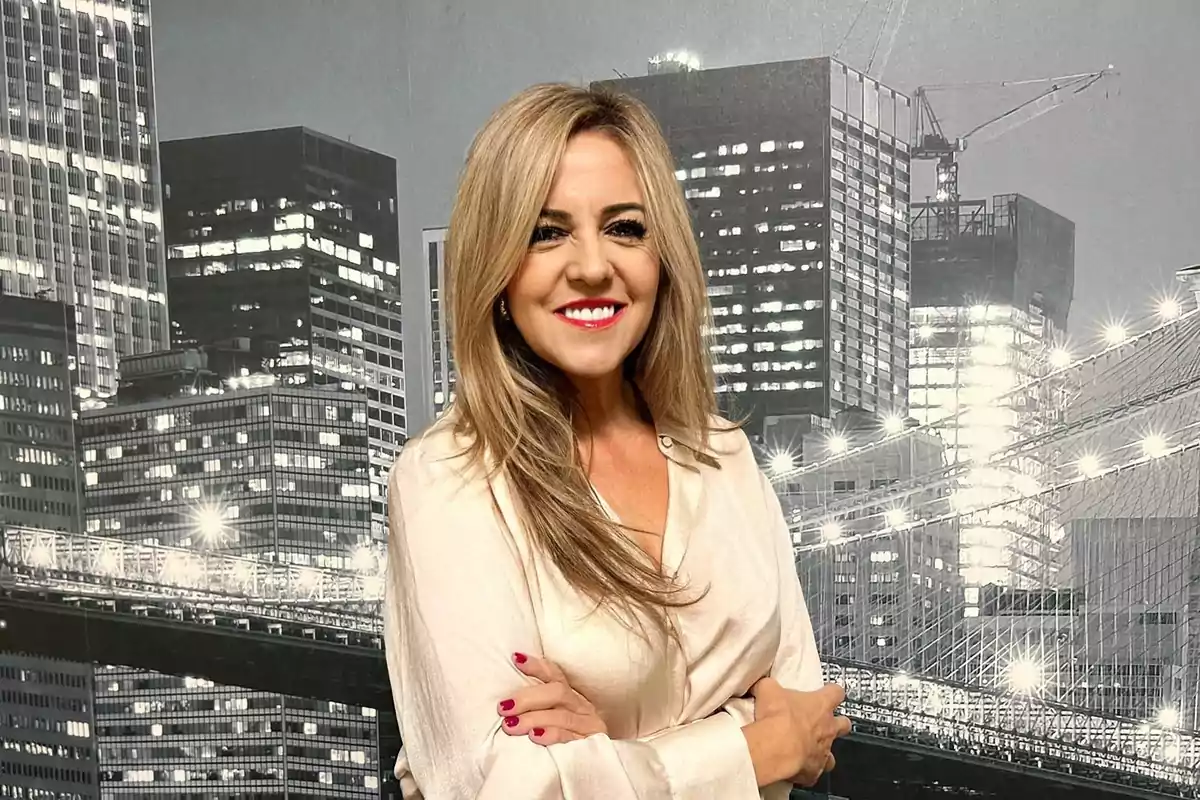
[383,416,824,799]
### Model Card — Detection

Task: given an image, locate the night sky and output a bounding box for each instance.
[152,0,1200,430]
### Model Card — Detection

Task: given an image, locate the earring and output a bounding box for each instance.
[499,296,510,320]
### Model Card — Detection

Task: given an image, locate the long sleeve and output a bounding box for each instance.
[382,443,762,800]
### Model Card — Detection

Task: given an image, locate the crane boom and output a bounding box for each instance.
[911,67,1115,239]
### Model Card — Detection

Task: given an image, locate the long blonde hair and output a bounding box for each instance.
[446,83,717,631]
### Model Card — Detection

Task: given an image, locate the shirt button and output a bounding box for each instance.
[659,435,674,449]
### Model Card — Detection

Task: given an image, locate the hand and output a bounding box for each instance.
[743,678,851,788]
[496,652,608,745]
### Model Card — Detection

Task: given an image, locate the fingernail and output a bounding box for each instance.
[504,716,519,728]
[513,652,527,664]
[532,727,545,737]
[499,699,514,711]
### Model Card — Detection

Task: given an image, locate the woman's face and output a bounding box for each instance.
[505,130,660,385]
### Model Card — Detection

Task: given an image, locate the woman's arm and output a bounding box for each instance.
[383,443,763,799]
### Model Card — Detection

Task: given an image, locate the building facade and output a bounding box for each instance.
[80,382,382,796]
[787,409,959,672]
[0,0,168,397]
[908,194,1075,589]
[422,226,452,418]
[0,654,100,800]
[598,58,913,434]
[160,127,404,542]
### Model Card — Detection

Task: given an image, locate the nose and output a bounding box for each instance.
[565,232,612,286]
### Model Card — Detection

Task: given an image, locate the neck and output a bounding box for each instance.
[570,371,641,438]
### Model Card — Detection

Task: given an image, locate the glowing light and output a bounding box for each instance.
[350,544,382,575]
[1157,706,1181,729]
[820,521,843,542]
[192,504,228,548]
[1103,323,1128,346]
[29,539,55,568]
[827,435,848,455]
[768,451,796,476]
[1006,657,1044,694]
[1048,348,1072,369]
[1076,454,1103,478]
[1158,297,1183,320]
[884,508,907,528]
[1143,434,1169,459]
[882,414,905,435]
[916,324,935,340]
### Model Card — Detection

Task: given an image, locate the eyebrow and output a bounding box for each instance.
[538,203,645,223]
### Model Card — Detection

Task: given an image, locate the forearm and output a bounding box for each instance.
[740,718,792,789]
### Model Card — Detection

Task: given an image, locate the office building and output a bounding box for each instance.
[908,194,1075,588]
[80,380,382,796]
[598,58,913,433]
[0,0,167,398]
[0,654,100,800]
[423,226,453,417]
[160,127,404,542]
[0,292,79,528]
[787,409,958,671]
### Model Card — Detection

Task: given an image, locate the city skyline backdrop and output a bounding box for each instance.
[152,0,1200,430]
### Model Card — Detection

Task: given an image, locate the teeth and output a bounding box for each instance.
[563,305,617,322]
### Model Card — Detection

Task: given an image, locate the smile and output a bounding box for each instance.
[553,300,627,330]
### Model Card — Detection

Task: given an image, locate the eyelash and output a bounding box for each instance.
[528,218,648,246]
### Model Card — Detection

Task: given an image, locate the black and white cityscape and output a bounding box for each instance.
[2,1,1199,798]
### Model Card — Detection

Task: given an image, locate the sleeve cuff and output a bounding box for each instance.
[646,712,759,798]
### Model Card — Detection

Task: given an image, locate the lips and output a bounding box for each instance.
[554,299,627,330]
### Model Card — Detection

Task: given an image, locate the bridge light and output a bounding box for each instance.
[192,503,229,548]
[768,450,796,476]
[1142,433,1169,459]
[916,324,935,341]
[827,434,848,455]
[1158,296,1183,320]
[884,508,907,528]
[350,544,382,575]
[882,414,905,436]
[1006,657,1044,694]
[1156,706,1181,729]
[1103,323,1128,346]
[1076,454,1103,478]
[820,521,843,542]
[1048,347,1072,369]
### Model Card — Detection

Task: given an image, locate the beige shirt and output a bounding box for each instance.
[383,416,824,799]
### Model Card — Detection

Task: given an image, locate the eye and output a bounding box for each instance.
[607,218,648,241]
[530,224,567,246]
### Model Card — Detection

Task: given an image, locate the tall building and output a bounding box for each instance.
[160,127,404,542]
[80,377,382,796]
[422,226,453,418]
[0,0,168,398]
[597,58,913,433]
[0,294,98,798]
[0,654,100,800]
[908,194,1075,588]
[787,409,959,672]
[0,292,79,529]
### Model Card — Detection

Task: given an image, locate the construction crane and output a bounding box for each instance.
[912,67,1116,239]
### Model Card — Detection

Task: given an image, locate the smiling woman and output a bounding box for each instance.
[383,83,850,799]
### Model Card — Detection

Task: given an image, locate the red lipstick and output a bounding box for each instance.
[554,298,627,330]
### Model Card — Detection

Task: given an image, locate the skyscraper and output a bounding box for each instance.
[0,0,167,398]
[80,376,382,797]
[160,127,404,542]
[423,225,453,417]
[908,194,1074,588]
[597,58,913,434]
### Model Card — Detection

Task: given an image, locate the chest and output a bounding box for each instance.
[586,438,669,562]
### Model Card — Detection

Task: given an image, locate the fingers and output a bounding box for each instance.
[499,708,605,738]
[513,652,567,684]
[819,682,846,709]
[824,752,836,773]
[833,714,852,738]
[528,726,583,746]
[498,680,583,717]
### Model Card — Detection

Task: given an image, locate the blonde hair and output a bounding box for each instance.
[446,83,717,632]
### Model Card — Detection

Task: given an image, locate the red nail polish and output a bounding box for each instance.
[513,652,527,664]
[500,699,514,711]
[504,716,519,727]
[532,727,545,737]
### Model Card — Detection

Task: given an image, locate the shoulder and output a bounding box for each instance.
[703,415,758,473]
[388,416,491,513]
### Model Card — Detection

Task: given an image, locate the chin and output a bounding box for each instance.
[550,355,628,383]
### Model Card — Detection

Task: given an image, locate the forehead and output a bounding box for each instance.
[544,130,644,208]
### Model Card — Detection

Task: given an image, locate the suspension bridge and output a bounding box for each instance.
[4,290,1200,797]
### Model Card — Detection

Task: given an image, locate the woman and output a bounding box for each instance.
[384,83,851,799]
